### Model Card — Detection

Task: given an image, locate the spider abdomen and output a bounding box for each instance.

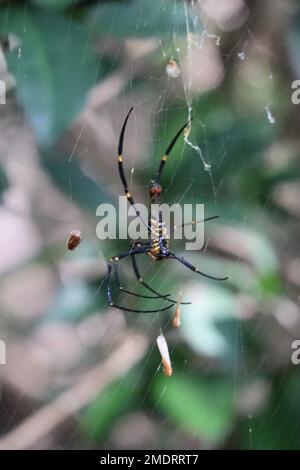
[148,238,169,260]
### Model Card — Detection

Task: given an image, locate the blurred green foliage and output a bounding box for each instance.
[0,163,9,200]
[1,5,107,145]
[1,0,300,451]
[87,0,190,38]
[153,374,234,443]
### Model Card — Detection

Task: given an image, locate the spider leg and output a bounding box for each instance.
[131,254,192,305]
[117,108,152,234]
[175,215,219,230]
[155,117,193,184]
[113,259,171,300]
[167,252,228,281]
[107,249,174,313]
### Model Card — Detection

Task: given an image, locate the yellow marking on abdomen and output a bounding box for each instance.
[151,240,160,256]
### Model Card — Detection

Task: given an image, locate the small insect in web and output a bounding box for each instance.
[107,107,228,314]
[67,229,82,251]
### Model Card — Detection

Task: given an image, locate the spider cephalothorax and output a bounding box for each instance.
[107,107,228,313]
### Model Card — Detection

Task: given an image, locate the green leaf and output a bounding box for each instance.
[81,373,141,439]
[152,374,234,443]
[240,373,300,450]
[180,284,237,360]
[88,0,193,38]
[1,6,105,145]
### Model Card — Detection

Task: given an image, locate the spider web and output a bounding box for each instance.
[0,0,291,452]
[74,0,277,450]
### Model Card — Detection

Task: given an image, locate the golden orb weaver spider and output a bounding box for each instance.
[107,108,228,313]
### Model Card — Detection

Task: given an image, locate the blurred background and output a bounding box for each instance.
[0,0,300,450]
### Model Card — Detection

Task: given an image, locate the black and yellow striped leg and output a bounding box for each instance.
[156,118,193,184]
[117,107,133,193]
[117,107,136,206]
[117,108,152,233]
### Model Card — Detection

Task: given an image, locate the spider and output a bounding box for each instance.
[107,108,228,313]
